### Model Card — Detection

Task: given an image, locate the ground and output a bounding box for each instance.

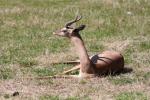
[0,0,150,100]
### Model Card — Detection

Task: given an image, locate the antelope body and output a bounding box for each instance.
[53,16,124,78]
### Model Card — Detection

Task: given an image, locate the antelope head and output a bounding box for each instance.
[53,15,86,38]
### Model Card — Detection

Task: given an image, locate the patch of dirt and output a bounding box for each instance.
[0,77,149,99]
[132,52,150,68]
[0,78,110,99]
[103,38,132,53]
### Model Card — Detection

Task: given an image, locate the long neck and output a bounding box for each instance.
[70,34,91,69]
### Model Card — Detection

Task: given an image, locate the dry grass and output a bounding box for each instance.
[0,77,149,99]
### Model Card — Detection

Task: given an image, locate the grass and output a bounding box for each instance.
[143,72,150,80]
[0,0,150,99]
[40,95,59,100]
[40,95,90,100]
[108,75,136,85]
[0,66,14,79]
[139,41,150,51]
[115,92,148,100]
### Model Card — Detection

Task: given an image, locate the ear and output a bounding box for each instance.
[73,25,86,32]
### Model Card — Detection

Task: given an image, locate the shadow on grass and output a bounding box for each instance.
[111,67,133,77]
[96,67,133,77]
[121,67,133,74]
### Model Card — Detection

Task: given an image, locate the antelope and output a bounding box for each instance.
[53,16,124,78]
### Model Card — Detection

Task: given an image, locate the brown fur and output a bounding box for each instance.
[53,16,124,78]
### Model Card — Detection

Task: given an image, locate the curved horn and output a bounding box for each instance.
[65,15,82,28]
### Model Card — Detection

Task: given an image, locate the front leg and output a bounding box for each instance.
[63,65,81,74]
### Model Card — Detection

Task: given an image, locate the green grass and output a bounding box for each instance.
[139,41,150,51]
[3,94,10,99]
[0,0,150,99]
[0,66,14,79]
[32,64,73,77]
[40,95,59,100]
[18,58,38,67]
[33,68,55,76]
[108,75,136,85]
[143,72,150,80]
[115,92,148,100]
